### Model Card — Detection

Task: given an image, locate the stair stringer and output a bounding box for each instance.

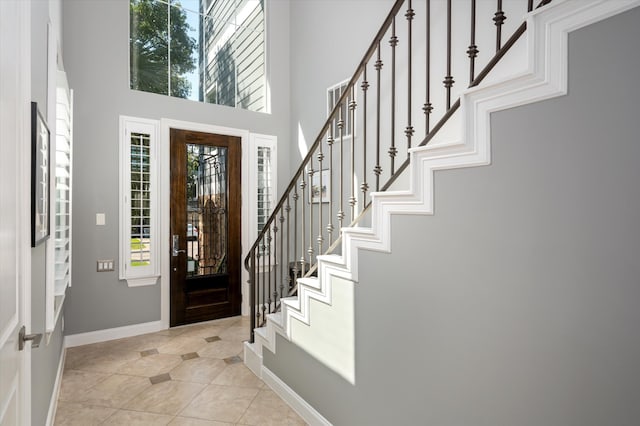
[245,0,640,396]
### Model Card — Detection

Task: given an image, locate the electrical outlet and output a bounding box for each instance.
[97,260,115,272]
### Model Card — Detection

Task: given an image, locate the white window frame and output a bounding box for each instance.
[248,133,277,269]
[119,116,160,287]
[327,78,355,140]
[130,0,267,113]
[45,68,74,334]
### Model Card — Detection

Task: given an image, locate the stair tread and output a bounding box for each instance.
[281,296,300,310]
[267,311,283,327]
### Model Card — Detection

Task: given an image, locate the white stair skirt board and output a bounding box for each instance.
[288,276,355,383]
[245,0,640,396]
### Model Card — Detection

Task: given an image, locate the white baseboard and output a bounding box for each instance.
[261,366,332,426]
[45,342,66,426]
[243,341,263,378]
[64,320,164,348]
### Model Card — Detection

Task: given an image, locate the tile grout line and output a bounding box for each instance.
[57,316,289,425]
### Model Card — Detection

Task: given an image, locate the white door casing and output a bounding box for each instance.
[0,1,32,425]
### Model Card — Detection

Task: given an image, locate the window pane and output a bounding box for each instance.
[130,0,170,96]
[130,0,265,112]
[130,132,152,267]
[256,146,272,255]
[186,144,229,277]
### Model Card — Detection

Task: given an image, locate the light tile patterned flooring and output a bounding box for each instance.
[55,316,306,425]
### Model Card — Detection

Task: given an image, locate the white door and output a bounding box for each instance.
[0,1,31,425]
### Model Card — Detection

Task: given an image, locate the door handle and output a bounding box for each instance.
[172,234,186,257]
[19,325,42,350]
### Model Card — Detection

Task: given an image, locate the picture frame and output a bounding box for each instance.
[31,102,51,247]
[310,169,330,204]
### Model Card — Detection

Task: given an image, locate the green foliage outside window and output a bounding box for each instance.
[130,0,197,98]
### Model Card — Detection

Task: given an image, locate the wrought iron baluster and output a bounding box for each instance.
[266,229,272,313]
[405,0,414,152]
[467,0,478,84]
[423,0,432,133]
[444,0,454,110]
[327,130,335,246]
[256,245,260,326]
[338,104,345,230]
[361,67,369,205]
[494,0,506,51]
[260,236,266,325]
[307,160,314,269]
[528,0,534,12]
[374,42,382,191]
[285,196,292,293]
[349,85,357,221]
[279,208,285,300]
[249,250,256,342]
[292,182,299,289]
[300,174,307,276]
[272,221,278,309]
[317,142,324,254]
[389,16,398,175]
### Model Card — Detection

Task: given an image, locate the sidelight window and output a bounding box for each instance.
[248,133,276,259]
[119,116,160,286]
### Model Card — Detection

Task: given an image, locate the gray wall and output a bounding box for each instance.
[265,6,640,425]
[31,1,66,424]
[288,0,392,172]
[62,0,291,334]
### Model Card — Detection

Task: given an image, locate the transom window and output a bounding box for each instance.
[129,0,266,112]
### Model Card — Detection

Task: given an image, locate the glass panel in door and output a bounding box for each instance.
[185,144,228,277]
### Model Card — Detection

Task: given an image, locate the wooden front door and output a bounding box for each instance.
[170,129,241,326]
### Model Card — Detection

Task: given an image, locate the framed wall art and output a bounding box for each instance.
[310,169,330,204]
[31,102,51,247]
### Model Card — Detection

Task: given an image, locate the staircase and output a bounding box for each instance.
[244,0,640,419]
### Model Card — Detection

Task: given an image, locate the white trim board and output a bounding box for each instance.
[64,320,164,348]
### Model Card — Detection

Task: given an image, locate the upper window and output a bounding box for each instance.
[129,0,266,113]
[327,79,354,138]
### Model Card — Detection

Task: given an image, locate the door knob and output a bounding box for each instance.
[172,234,186,257]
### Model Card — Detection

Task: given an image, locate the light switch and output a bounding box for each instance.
[97,260,115,272]
[96,213,105,226]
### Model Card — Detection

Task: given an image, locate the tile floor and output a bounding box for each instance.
[54,316,306,425]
